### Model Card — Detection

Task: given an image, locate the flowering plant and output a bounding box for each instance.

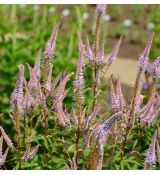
[0,4,160,170]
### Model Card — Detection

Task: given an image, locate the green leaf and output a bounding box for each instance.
[132,139,138,150]
[44,138,49,150]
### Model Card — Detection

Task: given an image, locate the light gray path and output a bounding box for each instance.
[105,57,139,87]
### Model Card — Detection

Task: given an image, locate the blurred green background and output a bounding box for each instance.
[0,4,160,114]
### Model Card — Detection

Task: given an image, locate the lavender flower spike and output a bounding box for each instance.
[109,78,118,111]
[154,57,160,77]
[105,36,122,66]
[0,126,14,148]
[22,145,31,161]
[74,33,85,93]
[116,76,125,111]
[97,4,106,14]
[0,148,9,168]
[45,21,61,59]
[95,111,122,143]
[139,33,154,71]
[30,144,39,158]
[86,34,94,64]
[145,130,157,167]
[33,49,41,80]
[11,64,24,112]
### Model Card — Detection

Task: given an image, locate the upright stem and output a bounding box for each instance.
[23,111,27,146]
[92,13,101,111]
[149,77,156,99]
[42,101,49,168]
[129,69,142,123]
[75,91,82,165]
[16,113,22,169]
[121,68,143,160]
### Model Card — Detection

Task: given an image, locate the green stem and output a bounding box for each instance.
[75,90,82,166]
[92,13,101,111]
[16,112,22,169]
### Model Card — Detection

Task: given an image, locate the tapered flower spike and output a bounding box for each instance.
[87,104,101,124]
[97,41,105,63]
[78,32,85,68]
[30,144,39,158]
[83,114,105,148]
[53,72,74,102]
[71,107,78,125]
[105,36,122,66]
[0,136,3,157]
[83,104,101,131]
[27,63,39,92]
[0,148,9,168]
[74,34,85,94]
[55,101,71,128]
[61,89,70,102]
[116,76,125,111]
[45,21,61,59]
[86,34,94,64]
[96,4,106,14]
[95,111,122,144]
[154,57,160,77]
[148,103,160,126]
[63,105,71,127]
[33,49,41,81]
[42,21,61,83]
[55,103,67,127]
[109,77,118,111]
[23,80,35,113]
[140,93,155,123]
[22,145,31,161]
[11,64,24,112]
[0,126,14,149]
[145,129,157,167]
[139,33,154,71]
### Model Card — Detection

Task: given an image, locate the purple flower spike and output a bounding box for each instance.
[0,147,9,168]
[95,111,122,144]
[27,63,38,92]
[146,64,155,74]
[33,49,41,81]
[154,57,160,77]
[145,130,157,167]
[45,22,60,60]
[145,144,156,167]
[86,34,94,64]
[116,76,125,111]
[139,33,154,71]
[97,4,106,14]
[109,78,118,111]
[0,126,14,149]
[11,64,24,112]
[97,42,105,63]
[74,33,85,94]
[105,36,122,66]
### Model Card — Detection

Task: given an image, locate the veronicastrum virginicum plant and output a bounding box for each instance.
[0,4,160,170]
